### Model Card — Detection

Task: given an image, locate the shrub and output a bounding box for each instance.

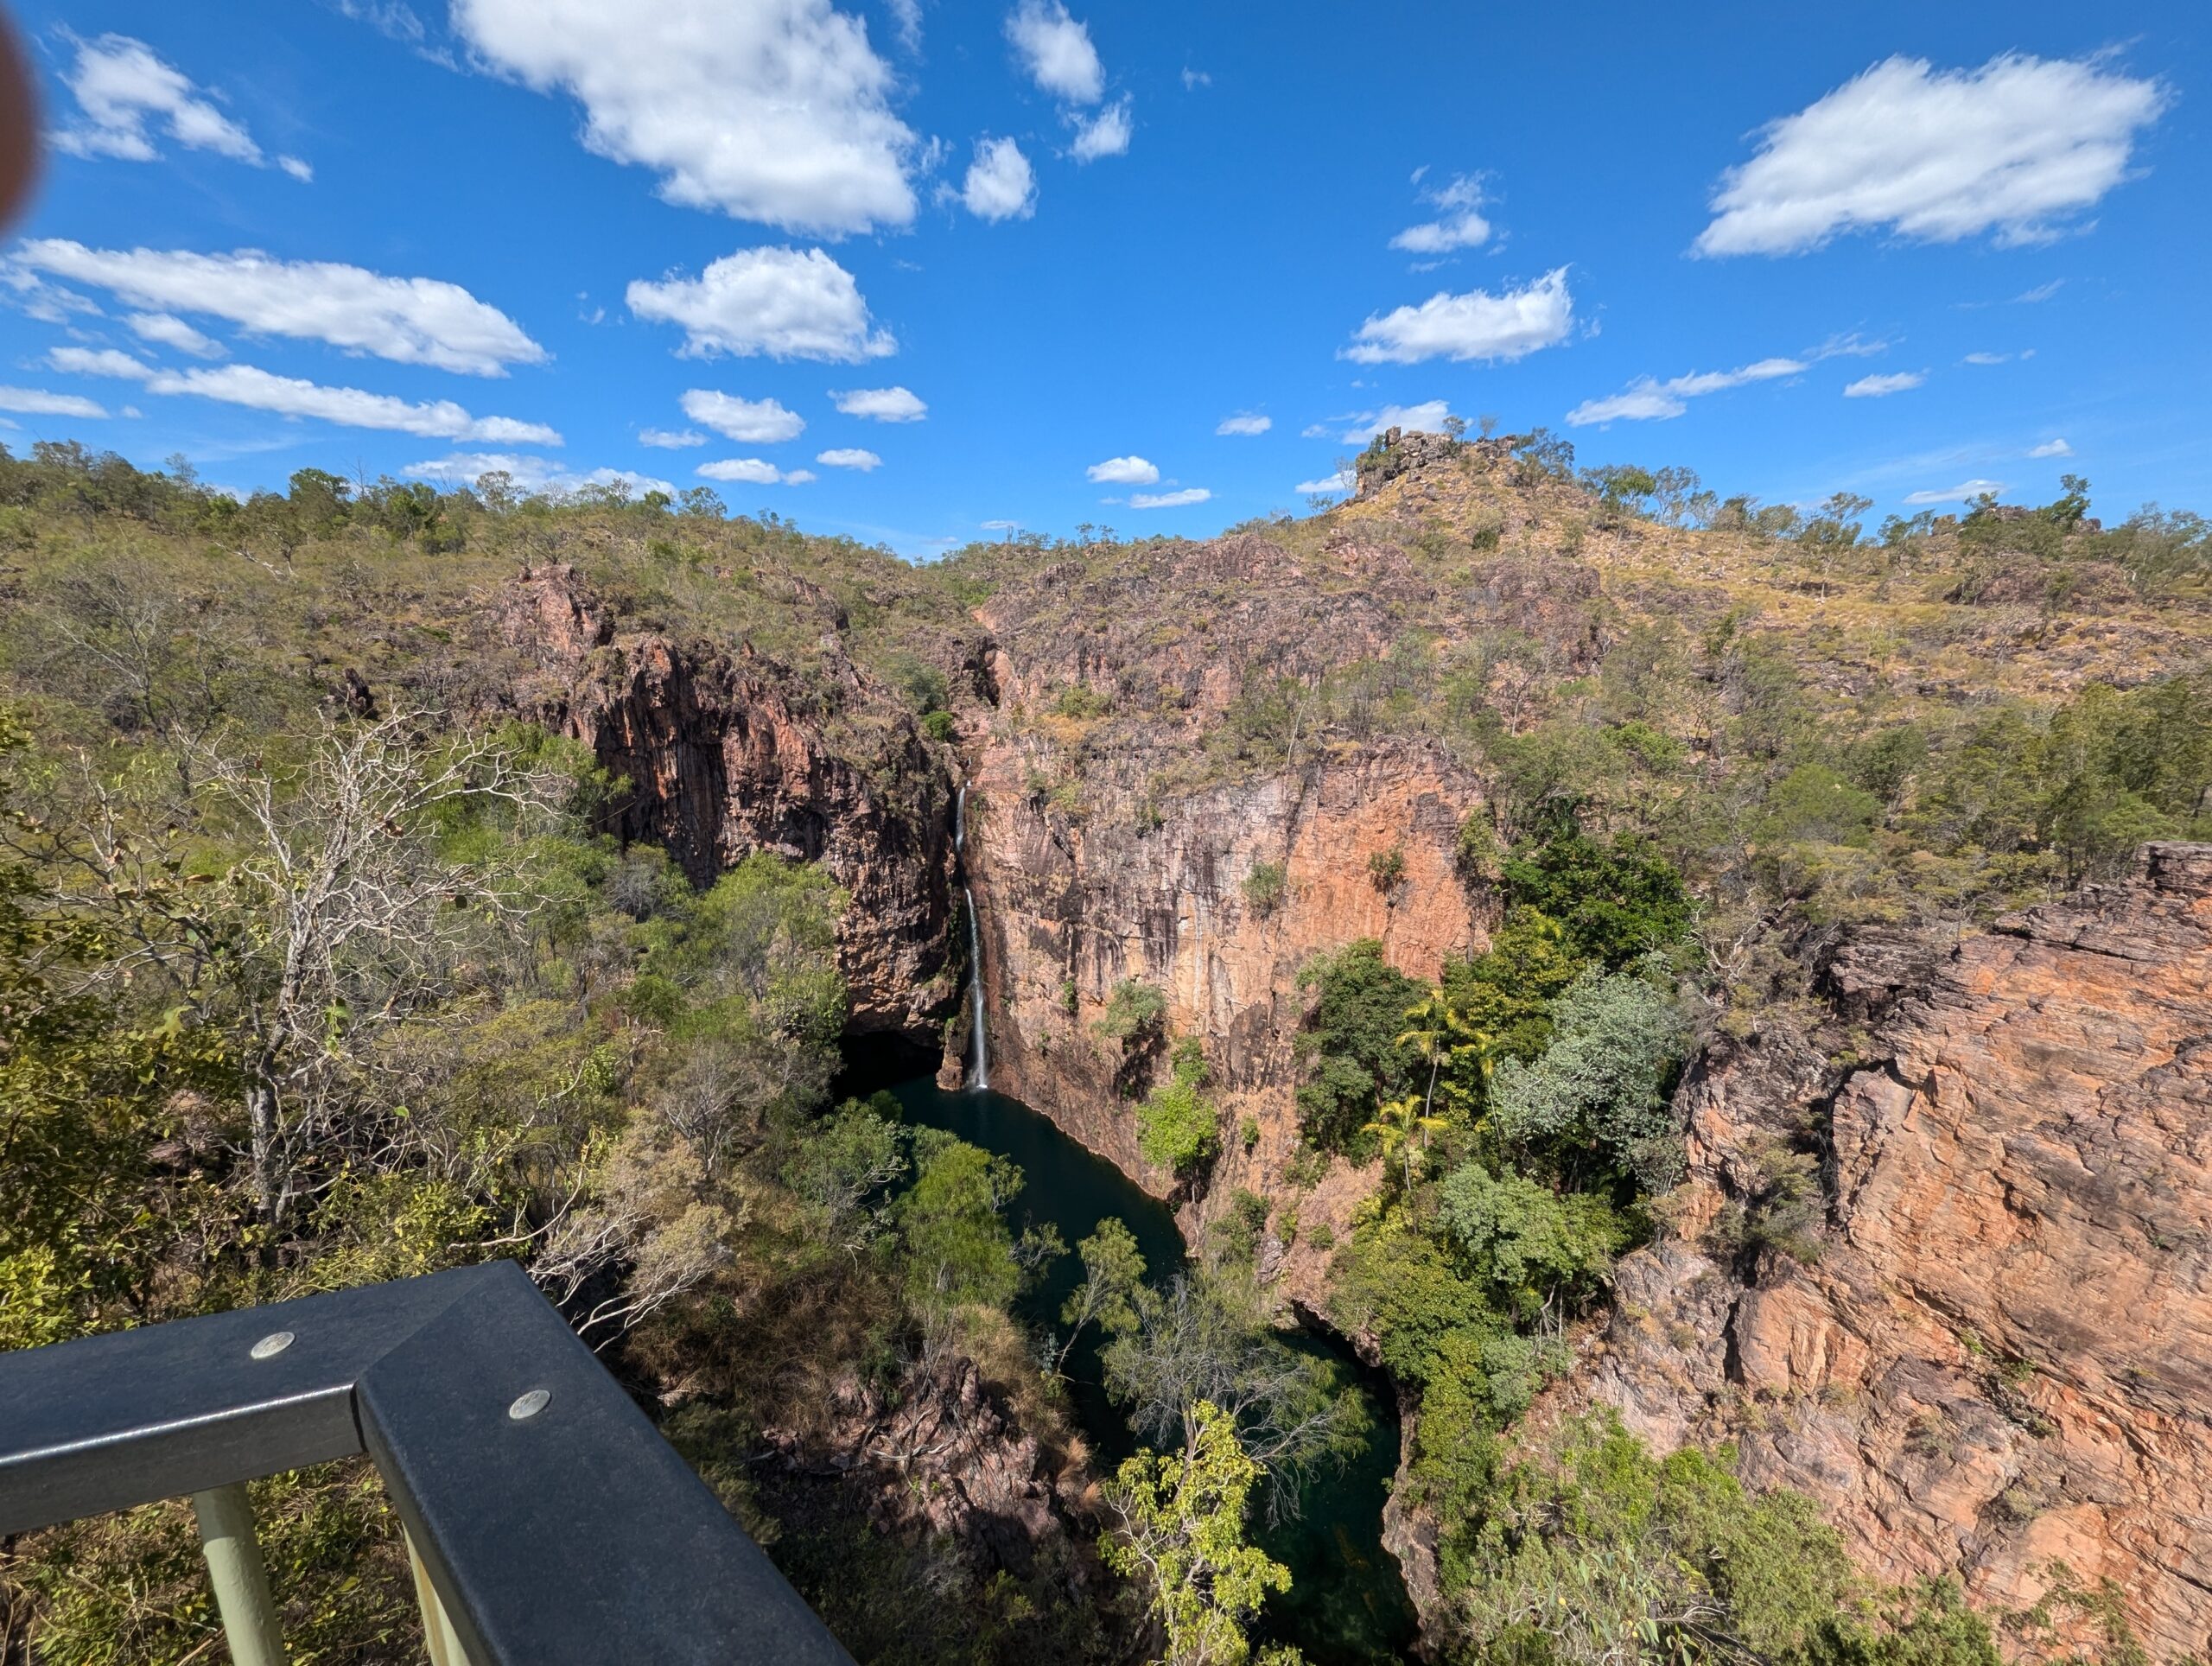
[1294,940,1427,1156]
[920,709,957,742]
[1241,859,1287,913]
[1137,1039,1219,1177]
[1499,819,1694,969]
[1367,846,1407,892]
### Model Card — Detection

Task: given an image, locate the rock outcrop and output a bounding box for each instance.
[493,563,961,1043]
[1552,843,2212,1657]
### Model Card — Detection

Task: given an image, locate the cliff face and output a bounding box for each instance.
[1552,843,2212,1656]
[494,563,961,1044]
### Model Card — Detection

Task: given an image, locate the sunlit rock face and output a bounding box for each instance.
[1555,843,2212,1658]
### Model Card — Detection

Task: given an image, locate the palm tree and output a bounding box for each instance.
[1362,1094,1448,1192]
[1398,995,1498,1125]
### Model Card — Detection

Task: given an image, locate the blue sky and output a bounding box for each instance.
[3,0,2207,555]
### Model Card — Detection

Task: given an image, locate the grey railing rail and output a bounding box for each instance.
[0,1260,855,1665]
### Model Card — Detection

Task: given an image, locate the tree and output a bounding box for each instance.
[1294,940,1427,1156]
[1140,1040,1223,1179]
[1103,1401,1294,1666]
[1058,1217,1147,1370]
[1361,1094,1447,1193]
[895,1135,1027,1313]
[64,711,561,1224]
[1103,1269,1366,1518]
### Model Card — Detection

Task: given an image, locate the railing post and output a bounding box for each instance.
[407,1530,474,1666]
[190,1483,288,1666]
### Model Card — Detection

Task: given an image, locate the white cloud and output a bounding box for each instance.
[1130,487,1209,509]
[1006,0,1103,103]
[0,386,109,418]
[15,242,543,376]
[406,453,673,495]
[1697,54,2166,257]
[1390,173,1491,253]
[1340,401,1452,444]
[679,388,804,442]
[1181,68,1210,90]
[639,427,705,448]
[1904,479,2005,505]
[52,33,312,180]
[1566,354,1805,426]
[1071,99,1132,162]
[962,137,1037,222]
[886,0,921,50]
[450,0,917,236]
[817,447,881,470]
[1297,471,1354,495]
[1087,455,1158,485]
[48,347,153,378]
[1217,413,1271,436]
[95,358,561,442]
[2015,279,2063,303]
[1344,268,1573,366]
[832,385,927,422]
[125,310,225,357]
[2029,437,2073,458]
[698,457,813,485]
[1962,351,2011,366]
[628,246,894,362]
[1844,371,1925,398]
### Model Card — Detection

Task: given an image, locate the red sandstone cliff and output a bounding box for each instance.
[1535,843,2212,1657]
[493,563,962,1043]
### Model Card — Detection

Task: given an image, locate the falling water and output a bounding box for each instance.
[956,785,988,1091]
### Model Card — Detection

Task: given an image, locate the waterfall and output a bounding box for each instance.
[956,785,988,1091]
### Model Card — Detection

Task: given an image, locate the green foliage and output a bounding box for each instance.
[1140,1040,1223,1178]
[1437,1165,1626,1324]
[1489,965,1693,1190]
[1051,684,1114,719]
[1446,1412,2003,1666]
[922,709,958,742]
[1366,846,1408,891]
[1103,1401,1294,1666]
[1059,1217,1147,1365]
[1440,907,1584,1066]
[1096,977,1168,1046]
[1294,940,1427,1157]
[896,1135,1028,1313]
[1242,859,1287,913]
[1498,821,1694,969]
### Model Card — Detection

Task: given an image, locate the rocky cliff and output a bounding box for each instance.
[1543,843,2212,1657]
[493,562,962,1044]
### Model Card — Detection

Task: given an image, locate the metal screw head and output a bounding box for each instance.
[508,1389,550,1421]
[250,1331,294,1360]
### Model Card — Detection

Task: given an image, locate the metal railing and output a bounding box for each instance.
[0,1261,854,1664]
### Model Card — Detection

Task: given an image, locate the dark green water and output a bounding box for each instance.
[890,1078,1417,1664]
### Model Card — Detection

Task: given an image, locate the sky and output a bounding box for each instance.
[3,0,2208,556]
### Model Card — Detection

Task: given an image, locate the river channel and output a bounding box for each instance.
[890,1076,1417,1663]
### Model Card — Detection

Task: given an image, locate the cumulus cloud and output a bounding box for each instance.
[1344,268,1572,365]
[628,247,894,362]
[406,453,672,495]
[1086,455,1158,485]
[1071,99,1132,162]
[1130,487,1209,509]
[450,0,917,235]
[1566,355,1805,426]
[698,457,814,485]
[962,137,1037,221]
[2029,437,2073,458]
[125,311,225,358]
[1697,54,2166,257]
[51,33,312,180]
[72,353,561,442]
[1391,173,1491,253]
[832,385,927,422]
[1216,413,1271,436]
[639,426,705,448]
[1006,0,1103,103]
[14,241,544,376]
[1297,471,1354,495]
[1339,400,1452,444]
[0,386,109,418]
[817,447,881,470]
[679,388,804,442]
[1844,371,1925,397]
[1904,479,2005,505]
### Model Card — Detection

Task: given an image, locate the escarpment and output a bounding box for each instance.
[492,562,962,1045]
[1544,843,2212,1657]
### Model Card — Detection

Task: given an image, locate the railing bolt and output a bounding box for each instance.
[249,1331,294,1360]
[507,1389,550,1421]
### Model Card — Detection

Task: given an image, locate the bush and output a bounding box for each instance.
[1499,819,1694,969]
[920,709,957,742]
[1367,846,1407,892]
[1241,859,1287,913]
[1294,940,1427,1157]
[1137,1039,1221,1178]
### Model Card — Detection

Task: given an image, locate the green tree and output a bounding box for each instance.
[1103,1401,1293,1666]
[1294,940,1427,1157]
[895,1135,1026,1313]
[1499,822,1694,969]
[1140,1040,1223,1178]
[1058,1217,1147,1370]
